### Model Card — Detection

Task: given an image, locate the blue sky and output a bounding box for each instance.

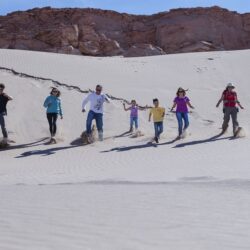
[1,0,250,15]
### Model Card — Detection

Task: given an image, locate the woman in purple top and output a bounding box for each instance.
[170,88,194,137]
[123,100,147,132]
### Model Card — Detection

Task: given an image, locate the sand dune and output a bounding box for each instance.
[0,49,250,249]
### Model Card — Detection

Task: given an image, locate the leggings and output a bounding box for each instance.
[47,113,58,136]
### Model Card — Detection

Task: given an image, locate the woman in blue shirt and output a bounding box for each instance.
[43,88,63,139]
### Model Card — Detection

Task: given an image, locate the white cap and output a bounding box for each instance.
[226,83,235,89]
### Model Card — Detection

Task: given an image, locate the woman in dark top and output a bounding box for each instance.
[0,83,13,142]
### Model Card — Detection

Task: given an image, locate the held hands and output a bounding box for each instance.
[82,109,86,113]
[60,115,63,119]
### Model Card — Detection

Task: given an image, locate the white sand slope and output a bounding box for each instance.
[0,49,250,249]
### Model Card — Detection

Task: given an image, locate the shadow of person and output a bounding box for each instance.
[173,133,231,148]
[0,138,49,152]
[15,145,79,158]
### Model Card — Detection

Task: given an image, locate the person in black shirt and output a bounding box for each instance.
[0,83,13,142]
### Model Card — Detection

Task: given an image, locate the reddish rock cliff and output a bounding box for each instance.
[0,6,250,57]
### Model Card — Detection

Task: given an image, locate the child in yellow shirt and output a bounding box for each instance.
[148,98,165,143]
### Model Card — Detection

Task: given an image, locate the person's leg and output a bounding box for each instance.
[176,112,183,136]
[222,107,230,132]
[231,107,239,134]
[86,111,95,135]
[95,113,103,140]
[129,117,133,131]
[0,113,8,138]
[52,113,58,136]
[47,113,53,136]
[154,122,158,138]
[158,122,163,138]
[183,112,189,130]
[134,117,138,130]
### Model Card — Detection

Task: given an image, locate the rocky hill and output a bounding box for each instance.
[1,6,250,57]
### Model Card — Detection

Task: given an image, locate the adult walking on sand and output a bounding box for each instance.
[170,87,194,139]
[43,87,63,143]
[216,83,244,136]
[0,83,13,144]
[82,85,110,143]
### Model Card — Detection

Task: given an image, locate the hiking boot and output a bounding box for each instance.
[155,137,159,143]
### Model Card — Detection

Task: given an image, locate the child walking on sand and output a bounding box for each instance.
[123,100,147,132]
[148,98,165,143]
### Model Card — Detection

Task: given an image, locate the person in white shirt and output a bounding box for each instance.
[82,85,110,141]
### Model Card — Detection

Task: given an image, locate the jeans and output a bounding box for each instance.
[130,117,138,130]
[47,113,58,136]
[0,113,8,138]
[176,112,189,136]
[222,107,239,133]
[86,110,103,134]
[154,122,163,139]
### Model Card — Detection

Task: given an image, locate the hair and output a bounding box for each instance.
[0,83,5,89]
[153,98,159,103]
[96,84,103,89]
[176,87,186,97]
[131,99,136,104]
[50,88,61,97]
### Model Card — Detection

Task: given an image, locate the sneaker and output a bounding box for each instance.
[155,137,159,143]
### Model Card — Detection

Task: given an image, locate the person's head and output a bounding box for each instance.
[0,83,5,93]
[176,87,186,97]
[226,83,235,92]
[131,100,136,106]
[95,84,103,95]
[153,98,159,107]
[50,87,60,97]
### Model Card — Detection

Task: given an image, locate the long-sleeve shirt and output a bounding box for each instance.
[82,92,110,114]
[43,95,63,116]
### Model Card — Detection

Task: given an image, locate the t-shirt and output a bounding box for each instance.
[0,94,9,114]
[174,96,190,113]
[130,106,138,118]
[82,92,110,114]
[223,90,237,107]
[150,107,165,122]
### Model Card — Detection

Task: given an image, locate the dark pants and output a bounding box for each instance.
[176,112,189,136]
[47,113,58,136]
[86,110,103,134]
[154,122,163,139]
[222,107,239,133]
[0,113,8,138]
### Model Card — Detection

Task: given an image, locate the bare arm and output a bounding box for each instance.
[216,94,224,107]
[187,101,194,109]
[148,112,152,122]
[236,96,244,109]
[123,103,131,111]
[170,102,177,111]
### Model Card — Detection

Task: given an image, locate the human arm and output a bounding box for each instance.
[235,95,244,109]
[82,94,91,112]
[104,94,111,103]
[43,96,51,108]
[123,103,131,111]
[3,93,13,101]
[187,101,194,109]
[216,94,224,107]
[148,110,152,122]
[170,102,177,112]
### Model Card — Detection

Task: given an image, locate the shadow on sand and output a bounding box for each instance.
[0,138,49,152]
[173,133,231,148]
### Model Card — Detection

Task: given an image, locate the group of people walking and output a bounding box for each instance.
[0,82,244,145]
